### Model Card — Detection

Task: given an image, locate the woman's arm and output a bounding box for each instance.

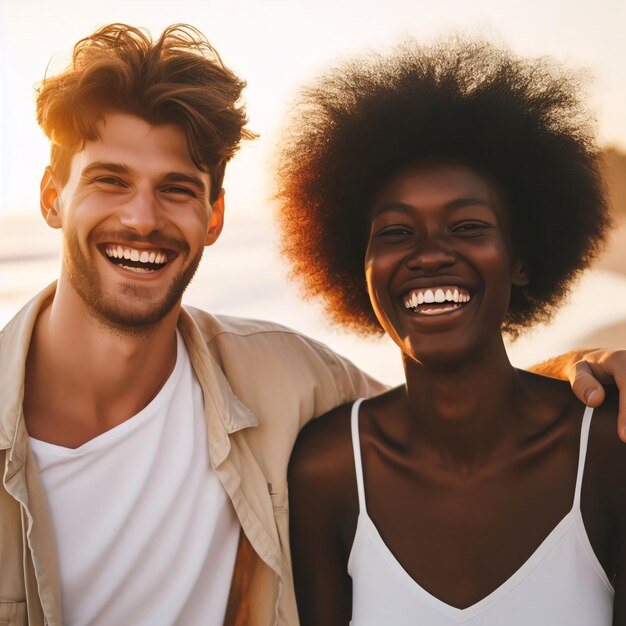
[288,405,358,626]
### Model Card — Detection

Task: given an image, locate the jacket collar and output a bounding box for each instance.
[177,306,258,467]
[0,284,258,468]
[0,283,55,453]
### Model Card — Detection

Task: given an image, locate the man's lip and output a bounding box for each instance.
[104,261,172,280]
[97,242,179,254]
[96,242,182,266]
[96,243,181,276]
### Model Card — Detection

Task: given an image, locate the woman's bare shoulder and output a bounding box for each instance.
[586,386,624,491]
[288,400,357,504]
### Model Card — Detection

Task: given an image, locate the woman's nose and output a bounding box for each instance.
[405,234,456,271]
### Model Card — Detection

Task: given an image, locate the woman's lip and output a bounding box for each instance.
[398,290,478,322]
[397,277,473,291]
[402,302,468,318]
[401,286,472,309]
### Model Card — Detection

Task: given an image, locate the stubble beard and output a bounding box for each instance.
[62,230,203,334]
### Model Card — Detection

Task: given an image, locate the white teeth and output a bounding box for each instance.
[403,286,472,310]
[104,245,169,266]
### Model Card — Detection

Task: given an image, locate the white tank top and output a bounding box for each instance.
[348,398,614,625]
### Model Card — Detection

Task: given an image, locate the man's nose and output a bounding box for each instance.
[118,189,163,235]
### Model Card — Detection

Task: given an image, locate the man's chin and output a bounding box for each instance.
[64,240,201,333]
[85,297,181,334]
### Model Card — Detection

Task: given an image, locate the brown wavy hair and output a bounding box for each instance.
[36,23,254,200]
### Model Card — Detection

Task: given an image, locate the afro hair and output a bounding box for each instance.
[275,37,610,336]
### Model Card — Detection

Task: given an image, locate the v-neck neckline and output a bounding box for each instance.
[356,507,575,622]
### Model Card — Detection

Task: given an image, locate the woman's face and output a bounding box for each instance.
[364,163,528,366]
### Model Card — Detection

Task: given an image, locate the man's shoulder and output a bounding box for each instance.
[181,305,384,423]
[183,305,343,362]
[186,305,301,336]
[0,284,55,346]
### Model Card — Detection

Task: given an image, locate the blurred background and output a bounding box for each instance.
[1,0,625,385]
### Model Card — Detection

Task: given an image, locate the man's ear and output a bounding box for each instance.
[512,256,530,287]
[40,167,62,229]
[205,190,225,246]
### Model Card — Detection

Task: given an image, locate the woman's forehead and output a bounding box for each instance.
[371,163,505,215]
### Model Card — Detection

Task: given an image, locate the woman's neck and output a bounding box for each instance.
[401,336,526,473]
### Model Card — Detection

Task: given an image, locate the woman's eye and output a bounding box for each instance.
[375,225,413,238]
[452,222,490,234]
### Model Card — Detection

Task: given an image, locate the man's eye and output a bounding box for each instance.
[95,177,126,187]
[162,186,196,197]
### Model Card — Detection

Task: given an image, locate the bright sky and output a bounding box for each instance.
[1,0,625,216]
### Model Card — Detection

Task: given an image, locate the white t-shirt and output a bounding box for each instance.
[29,332,240,626]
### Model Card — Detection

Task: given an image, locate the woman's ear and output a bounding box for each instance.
[512,256,530,287]
[40,167,63,229]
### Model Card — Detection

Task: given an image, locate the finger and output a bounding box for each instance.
[579,351,626,442]
[569,360,606,407]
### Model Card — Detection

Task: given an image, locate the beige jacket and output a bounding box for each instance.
[0,284,384,626]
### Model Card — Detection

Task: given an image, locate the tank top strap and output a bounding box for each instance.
[350,398,368,514]
[573,406,595,509]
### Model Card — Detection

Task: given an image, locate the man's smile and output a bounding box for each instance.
[100,244,177,274]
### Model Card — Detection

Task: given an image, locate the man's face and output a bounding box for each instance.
[42,113,223,331]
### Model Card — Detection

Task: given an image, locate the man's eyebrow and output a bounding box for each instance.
[371,197,495,218]
[80,162,131,177]
[162,172,207,193]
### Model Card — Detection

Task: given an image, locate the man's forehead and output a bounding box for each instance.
[88,113,192,157]
[69,113,210,182]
